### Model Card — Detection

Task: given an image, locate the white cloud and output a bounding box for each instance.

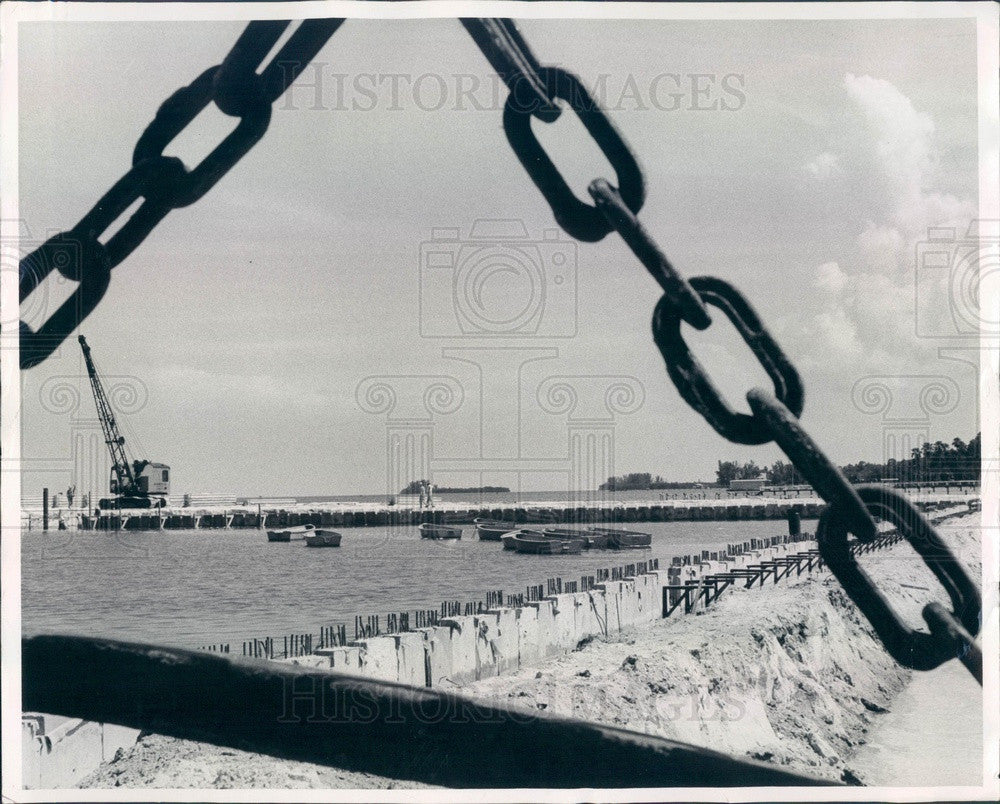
[804,151,840,180]
[789,75,977,372]
[814,261,848,294]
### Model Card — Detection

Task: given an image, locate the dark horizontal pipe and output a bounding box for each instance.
[23,634,829,788]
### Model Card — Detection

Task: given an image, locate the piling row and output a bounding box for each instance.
[77,495,970,532]
[204,559,659,661]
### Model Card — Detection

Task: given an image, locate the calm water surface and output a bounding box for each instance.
[22,519,812,649]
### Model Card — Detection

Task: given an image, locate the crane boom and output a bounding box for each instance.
[79,335,136,494]
[78,336,169,509]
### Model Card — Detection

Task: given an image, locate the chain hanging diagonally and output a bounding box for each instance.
[476,18,983,686]
[748,389,984,685]
[459,18,562,122]
[18,18,345,369]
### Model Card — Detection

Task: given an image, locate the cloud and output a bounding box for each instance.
[789,74,977,372]
[813,261,848,294]
[804,151,840,180]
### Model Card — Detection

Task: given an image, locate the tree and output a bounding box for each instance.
[715,460,740,486]
[766,460,801,485]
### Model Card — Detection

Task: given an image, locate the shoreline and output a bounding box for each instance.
[76,510,983,789]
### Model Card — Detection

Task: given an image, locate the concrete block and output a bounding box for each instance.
[394,630,427,687]
[547,594,579,651]
[621,579,642,627]
[574,589,609,641]
[600,580,641,632]
[102,722,141,762]
[515,604,541,668]
[356,636,400,683]
[478,608,519,677]
[323,645,362,675]
[423,625,455,687]
[531,599,561,660]
[22,714,140,789]
[634,572,661,623]
[439,616,478,685]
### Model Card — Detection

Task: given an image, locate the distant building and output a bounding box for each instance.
[728,478,768,493]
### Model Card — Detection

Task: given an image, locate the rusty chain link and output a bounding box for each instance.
[17,17,983,686]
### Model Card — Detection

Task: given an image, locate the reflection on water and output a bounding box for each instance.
[22,519,810,649]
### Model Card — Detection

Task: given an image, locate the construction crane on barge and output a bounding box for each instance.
[79,335,170,510]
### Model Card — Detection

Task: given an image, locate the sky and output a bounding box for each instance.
[12,14,989,500]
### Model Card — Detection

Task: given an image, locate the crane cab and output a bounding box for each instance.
[134,461,170,498]
[103,461,170,509]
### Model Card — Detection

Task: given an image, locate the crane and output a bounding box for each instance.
[79,335,170,510]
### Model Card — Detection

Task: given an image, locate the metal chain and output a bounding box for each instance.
[17,17,983,685]
[17,18,344,369]
[471,19,983,685]
[460,19,562,122]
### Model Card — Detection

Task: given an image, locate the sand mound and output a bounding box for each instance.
[467,516,982,784]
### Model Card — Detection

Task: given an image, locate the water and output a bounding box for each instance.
[21,519,809,649]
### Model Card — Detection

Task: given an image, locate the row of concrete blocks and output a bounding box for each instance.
[302,572,666,687]
[81,495,966,532]
[84,502,827,531]
[297,535,812,686]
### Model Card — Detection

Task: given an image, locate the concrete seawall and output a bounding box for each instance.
[21,715,140,789]
[71,493,974,532]
[290,531,818,687]
[285,500,974,688]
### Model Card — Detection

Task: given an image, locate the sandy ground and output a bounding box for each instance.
[80,513,983,789]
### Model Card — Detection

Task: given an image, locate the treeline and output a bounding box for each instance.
[601,433,981,490]
[716,433,980,486]
[599,473,707,491]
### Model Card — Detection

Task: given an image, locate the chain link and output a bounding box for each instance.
[503,66,645,241]
[654,280,804,445]
[816,485,982,680]
[18,19,345,368]
[460,19,561,122]
[588,178,711,330]
[18,17,983,686]
[747,388,876,539]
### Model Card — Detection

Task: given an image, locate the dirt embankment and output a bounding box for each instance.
[81,514,982,789]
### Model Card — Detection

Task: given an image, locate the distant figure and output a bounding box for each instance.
[66,485,75,509]
[417,482,426,509]
[427,482,435,509]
